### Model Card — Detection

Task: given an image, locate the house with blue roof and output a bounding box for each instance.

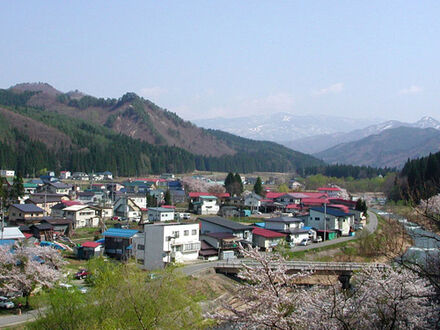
[102,227,139,260]
[306,207,354,236]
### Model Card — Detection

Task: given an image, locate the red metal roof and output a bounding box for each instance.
[328,204,350,213]
[189,192,230,198]
[286,204,301,209]
[302,198,330,205]
[161,205,175,209]
[62,200,83,206]
[252,227,286,238]
[82,241,101,248]
[23,233,33,239]
[265,192,285,199]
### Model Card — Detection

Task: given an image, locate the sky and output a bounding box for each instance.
[1,1,439,122]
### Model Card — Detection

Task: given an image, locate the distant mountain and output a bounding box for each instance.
[193,113,382,142]
[284,116,440,154]
[0,83,323,175]
[314,127,440,168]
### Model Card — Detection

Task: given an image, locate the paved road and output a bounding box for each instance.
[291,210,378,252]
[0,212,380,327]
[181,211,379,275]
[0,308,42,328]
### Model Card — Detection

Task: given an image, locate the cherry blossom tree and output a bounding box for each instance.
[0,245,65,307]
[210,247,438,329]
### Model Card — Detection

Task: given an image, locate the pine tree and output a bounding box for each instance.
[164,190,171,205]
[253,177,263,196]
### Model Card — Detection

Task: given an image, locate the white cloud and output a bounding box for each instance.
[139,86,167,98]
[398,85,423,95]
[314,82,344,96]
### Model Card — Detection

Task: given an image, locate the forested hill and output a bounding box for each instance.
[0,84,323,176]
[392,151,440,202]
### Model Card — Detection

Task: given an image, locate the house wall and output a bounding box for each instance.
[253,235,284,249]
[264,221,287,231]
[137,223,200,270]
[308,210,351,236]
[148,209,175,222]
[198,199,219,215]
[65,208,98,228]
[290,232,309,244]
[200,221,252,241]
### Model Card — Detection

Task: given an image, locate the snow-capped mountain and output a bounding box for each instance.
[194,113,382,142]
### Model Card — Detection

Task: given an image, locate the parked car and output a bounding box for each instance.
[299,238,310,246]
[74,269,90,280]
[0,296,14,309]
[111,216,119,221]
[59,283,73,289]
[313,237,323,243]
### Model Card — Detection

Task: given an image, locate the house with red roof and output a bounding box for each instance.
[317,187,342,198]
[76,241,103,259]
[252,227,286,251]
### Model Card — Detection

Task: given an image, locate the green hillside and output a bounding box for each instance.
[0,87,323,176]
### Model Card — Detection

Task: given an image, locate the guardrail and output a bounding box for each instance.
[215,259,386,272]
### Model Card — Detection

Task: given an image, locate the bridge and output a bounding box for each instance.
[214,259,387,288]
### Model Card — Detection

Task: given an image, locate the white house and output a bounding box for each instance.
[59,171,71,180]
[264,216,304,232]
[0,170,15,177]
[307,207,354,236]
[134,222,200,269]
[113,195,146,221]
[147,207,175,222]
[193,195,219,215]
[63,205,99,228]
[244,192,262,211]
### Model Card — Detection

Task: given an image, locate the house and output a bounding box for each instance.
[193,196,219,215]
[0,170,15,177]
[96,171,113,180]
[44,182,73,195]
[59,171,71,180]
[63,205,99,228]
[147,207,175,222]
[95,205,114,220]
[161,173,175,180]
[102,228,138,260]
[307,207,354,236]
[134,222,200,269]
[26,193,69,215]
[170,190,186,204]
[317,187,342,198]
[76,241,103,259]
[252,227,286,251]
[244,192,262,212]
[29,223,54,241]
[199,216,253,243]
[0,227,25,240]
[50,200,83,218]
[23,182,38,196]
[40,218,74,237]
[76,191,104,204]
[72,172,89,181]
[8,204,44,224]
[219,206,239,217]
[264,216,309,245]
[199,232,242,259]
[113,196,144,221]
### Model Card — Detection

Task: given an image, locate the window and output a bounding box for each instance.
[315,217,320,221]
[192,229,197,235]
[172,231,180,238]
[174,245,182,252]
[184,230,189,236]
[138,244,145,250]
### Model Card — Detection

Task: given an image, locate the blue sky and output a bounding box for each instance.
[1,1,439,121]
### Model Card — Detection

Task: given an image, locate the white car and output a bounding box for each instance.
[299,238,310,246]
[0,296,15,309]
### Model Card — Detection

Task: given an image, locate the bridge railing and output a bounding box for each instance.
[215,259,387,272]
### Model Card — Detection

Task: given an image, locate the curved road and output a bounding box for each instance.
[181,211,378,275]
[0,212,379,327]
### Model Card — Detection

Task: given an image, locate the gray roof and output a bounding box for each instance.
[265,216,303,224]
[148,207,174,212]
[11,204,44,213]
[199,216,250,231]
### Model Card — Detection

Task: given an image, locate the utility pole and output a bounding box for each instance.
[1,199,4,241]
